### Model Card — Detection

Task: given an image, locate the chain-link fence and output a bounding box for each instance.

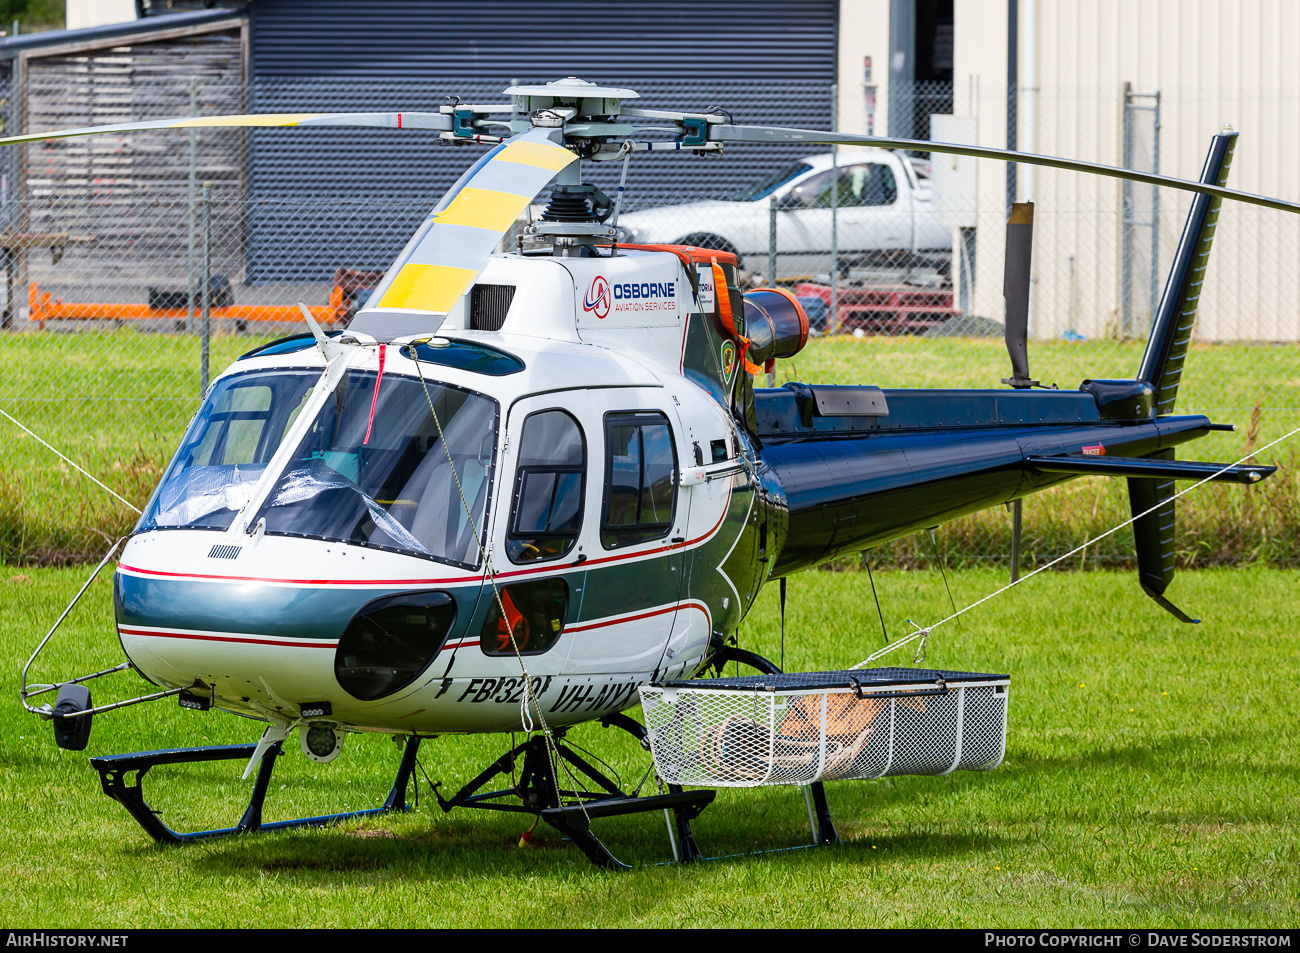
[0,76,1296,566]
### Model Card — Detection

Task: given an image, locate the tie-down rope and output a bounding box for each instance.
[0,406,142,514]
[852,420,1300,668]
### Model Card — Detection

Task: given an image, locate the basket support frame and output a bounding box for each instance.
[713,645,839,845]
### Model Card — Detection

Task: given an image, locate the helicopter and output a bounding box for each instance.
[13,76,1290,869]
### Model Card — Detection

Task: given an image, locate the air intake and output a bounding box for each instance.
[208,545,242,560]
[470,284,515,331]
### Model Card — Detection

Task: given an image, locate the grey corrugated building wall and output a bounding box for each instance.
[244,0,839,280]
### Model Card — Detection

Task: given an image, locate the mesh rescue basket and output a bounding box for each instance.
[638,668,1009,787]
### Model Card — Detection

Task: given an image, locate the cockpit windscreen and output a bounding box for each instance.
[255,371,498,568]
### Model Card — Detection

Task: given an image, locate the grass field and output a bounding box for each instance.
[0,329,1297,565]
[1,565,1296,927]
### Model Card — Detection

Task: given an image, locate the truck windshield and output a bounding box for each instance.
[731,161,814,202]
[141,369,318,532]
[254,370,498,568]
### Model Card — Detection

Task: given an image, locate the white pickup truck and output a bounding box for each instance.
[614,150,950,278]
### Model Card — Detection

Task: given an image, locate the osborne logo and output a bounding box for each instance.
[583,276,611,319]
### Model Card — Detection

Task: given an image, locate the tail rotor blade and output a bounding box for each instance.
[1001,202,1038,389]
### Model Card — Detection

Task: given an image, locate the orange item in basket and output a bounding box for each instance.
[779,691,928,740]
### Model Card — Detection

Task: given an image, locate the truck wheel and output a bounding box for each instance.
[675,233,741,267]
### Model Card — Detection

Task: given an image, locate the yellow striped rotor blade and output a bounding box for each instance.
[360,127,577,318]
[0,111,448,147]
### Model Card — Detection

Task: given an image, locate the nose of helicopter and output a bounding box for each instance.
[113,532,479,717]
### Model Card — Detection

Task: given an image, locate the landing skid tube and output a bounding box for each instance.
[90,736,422,844]
[433,713,714,870]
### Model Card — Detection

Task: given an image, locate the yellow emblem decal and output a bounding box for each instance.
[720,340,738,388]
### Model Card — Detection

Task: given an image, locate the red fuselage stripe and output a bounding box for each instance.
[564,600,710,634]
[118,627,336,649]
[120,599,710,655]
[118,481,735,587]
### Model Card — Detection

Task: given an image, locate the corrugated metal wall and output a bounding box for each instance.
[244,0,839,281]
[249,0,837,79]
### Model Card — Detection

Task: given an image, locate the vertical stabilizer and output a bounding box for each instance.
[1127,129,1236,624]
[1138,130,1237,415]
[1128,450,1199,624]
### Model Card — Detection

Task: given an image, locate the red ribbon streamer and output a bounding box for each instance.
[363,345,386,445]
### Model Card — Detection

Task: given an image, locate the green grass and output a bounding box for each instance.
[1,565,1296,926]
[0,330,279,562]
[0,329,1297,563]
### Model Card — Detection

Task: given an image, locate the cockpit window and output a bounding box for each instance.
[507,410,585,564]
[141,370,317,532]
[255,371,498,568]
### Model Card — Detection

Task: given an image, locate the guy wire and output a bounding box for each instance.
[928,527,960,629]
[854,420,1300,668]
[863,553,888,644]
[0,406,142,514]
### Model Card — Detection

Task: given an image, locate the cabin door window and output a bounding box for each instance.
[601,412,678,549]
[507,409,586,563]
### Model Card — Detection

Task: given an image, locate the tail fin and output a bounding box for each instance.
[1128,129,1237,624]
[1128,450,1199,624]
[1138,130,1238,415]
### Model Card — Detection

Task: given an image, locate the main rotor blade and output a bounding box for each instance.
[0,111,450,146]
[354,126,576,323]
[712,124,1300,215]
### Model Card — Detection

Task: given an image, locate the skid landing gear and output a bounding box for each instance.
[433,713,714,870]
[90,735,423,844]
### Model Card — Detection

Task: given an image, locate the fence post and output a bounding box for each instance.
[1121,82,1133,338]
[1150,91,1161,324]
[200,182,212,397]
[1010,498,1023,582]
[187,76,198,334]
[830,82,839,336]
[768,195,777,287]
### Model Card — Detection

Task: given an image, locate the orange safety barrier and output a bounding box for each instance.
[27,282,349,330]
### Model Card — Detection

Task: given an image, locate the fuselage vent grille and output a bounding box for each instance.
[208,545,242,560]
[470,284,515,331]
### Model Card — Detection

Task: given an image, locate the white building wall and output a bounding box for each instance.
[838,0,892,138]
[948,0,1300,343]
[66,0,137,31]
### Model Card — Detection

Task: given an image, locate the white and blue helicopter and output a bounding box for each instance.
[15,77,1289,867]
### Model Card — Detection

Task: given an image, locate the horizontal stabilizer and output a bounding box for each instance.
[1027,454,1274,485]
